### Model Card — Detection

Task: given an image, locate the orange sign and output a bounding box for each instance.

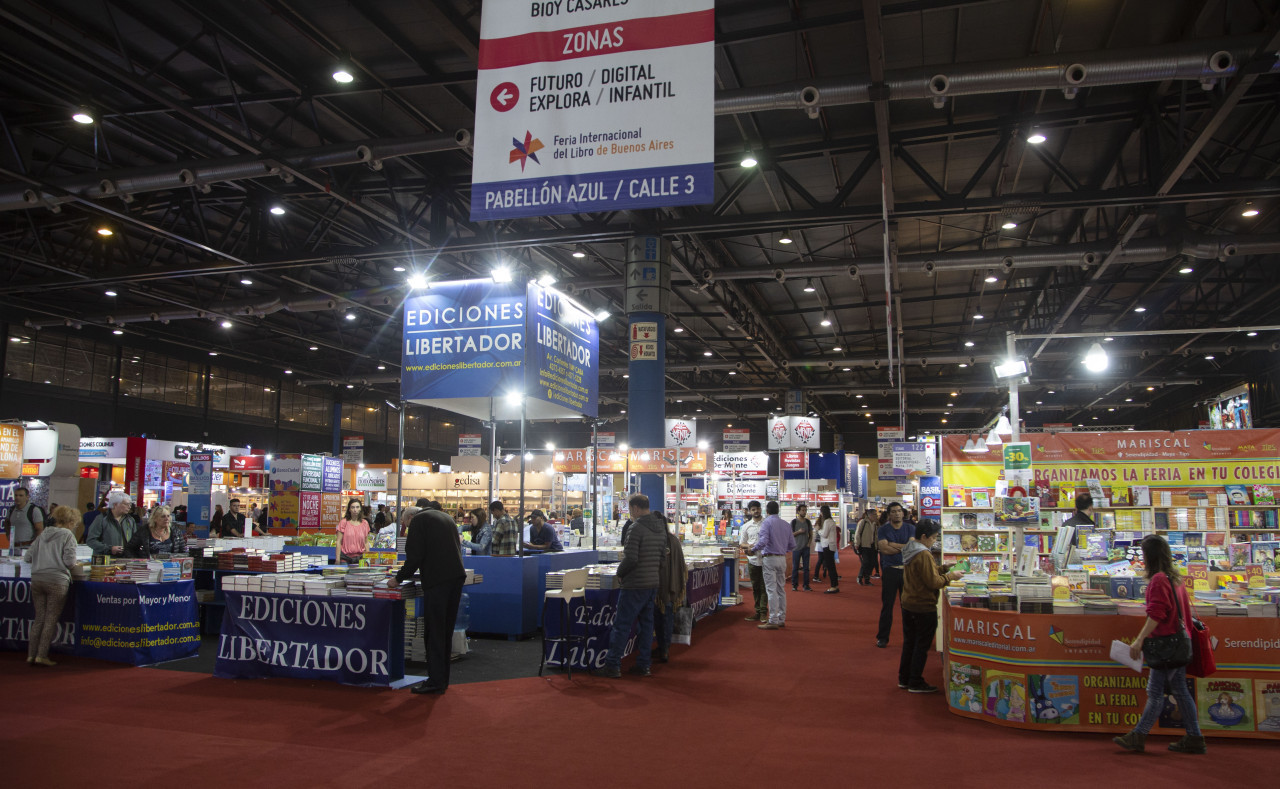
[943,601,1280,739]
[553,448,708,473]
[0,424,23,478]
[21,464,38,476]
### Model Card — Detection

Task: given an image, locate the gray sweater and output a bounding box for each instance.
[616,513,668,590]
[86,511,137,555]
[24,526,78,585]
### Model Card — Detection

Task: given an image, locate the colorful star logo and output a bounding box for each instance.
[1048,625,1065,645]
[509,131,544,171]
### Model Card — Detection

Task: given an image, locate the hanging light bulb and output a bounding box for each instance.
[1082,341,1109,372]
[994,412,1013,436]
[803,279,816,293]
[984,426,1004,446]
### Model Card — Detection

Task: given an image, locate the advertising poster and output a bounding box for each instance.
[1197,678,1255,732]
[321,493,343,529]
[716,480,767,500]
[301,454,324,492]
[713,451,768,478]
[401,279,526,404]
[271,491,300,531]
[270,454,302,492]
[780,451,807,471]
[299,492,322,530]
[553,448,707,473]
[919,475,942,519]
[322,457,344,493]
[355,469,387,493]
[0,424,23,479]
[189,452,213,527]
[74,581,200,665]
[722,427,750,452]
[525,281,599,417]
[470,0,714,220]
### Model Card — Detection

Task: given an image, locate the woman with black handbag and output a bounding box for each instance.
[1113,535,1206,754]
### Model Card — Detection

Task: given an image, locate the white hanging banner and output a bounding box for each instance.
[765,416,821,450]
[716,479,767,499]
[713,451,769,477]
[470,0,716,221]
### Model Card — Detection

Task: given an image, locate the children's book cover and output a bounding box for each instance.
[995,496,1039,525]
[1253,485,1276,505]
[1111,484,1131,505]
[976,534,997,552]
[1157,675,1197,730]
[996,532,1011,552]
[984,669,1027,722]
[971,489,992,508]
[1228,541,1253,568]
[975,512,996,529]
[942,533,962,553]
[1251,541,1278,573]
[960,533,979,552]
[1028,675,1080,724]
[1254,679,1280,733]
[1153,510,1170,531]
[1197,678,1254,731]
[948,661,983,713]
[1085,478,1105,501]
[1249,510,1279,528]
[1131,485,1151,506]
[947,486,968,507]
[1224,484,1252,506]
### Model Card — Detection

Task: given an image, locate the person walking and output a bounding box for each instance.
[602,494,668,678]
[747,501,796,630]
[1112,535,1206,754]
[899,520,963,692]
[336,498,370,565]
[393,507,467,695]
[23,505,79,666]
[738,501,767,622]
[875,502,915,648]
[790,503,813,592]
[816,504,841,593]
[855,507,880,585]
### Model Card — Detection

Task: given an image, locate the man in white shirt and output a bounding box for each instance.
[738,501,768,622]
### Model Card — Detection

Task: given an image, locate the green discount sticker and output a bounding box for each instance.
[1002,442,1032,470]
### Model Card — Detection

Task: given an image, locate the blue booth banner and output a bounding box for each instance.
[544,560,725,670]
[0,579,199,664]
[402,279,527,404]
[526,281,598,418]
[216,591,404,687]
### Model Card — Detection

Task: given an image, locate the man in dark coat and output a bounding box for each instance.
[393,508,466,695]
[602,493,668,678]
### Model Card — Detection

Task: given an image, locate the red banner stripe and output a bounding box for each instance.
[478,10,714,70]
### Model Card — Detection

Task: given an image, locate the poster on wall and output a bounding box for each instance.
[470,0,715,221]
[299,492,322,530]
[0,424,24,479]
[322,457,344,493]
[301,455,324,492]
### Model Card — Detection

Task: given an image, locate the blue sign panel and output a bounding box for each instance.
[321,457,343,493]
[189,453,213,530]
[525,282,599,418]
[215,591,403,687]
[0,578,76,654]
[402,280,526,401]
[920,475,943,519]
[76,581,200,664]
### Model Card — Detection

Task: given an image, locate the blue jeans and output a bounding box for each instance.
[654,601,675,654]
[605,588,656,670]
[791,548,810,588]
[1134,666,1201,736]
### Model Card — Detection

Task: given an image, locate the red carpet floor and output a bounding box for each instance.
[4,577,1274,788]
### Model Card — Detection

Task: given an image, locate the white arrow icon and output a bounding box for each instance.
[497,89,512,106]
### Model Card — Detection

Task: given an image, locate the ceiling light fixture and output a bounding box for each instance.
[407,273,429,289]
[1247,331,1259,337]
[105,290,117,297]
[1179,266,1194,274]
[332,67,355,83]
[71,108,95,124]
[112,329,124,335]
[209,351,218,356]
[984,274,999,283]
[537,272,557,287]
[269,206,285,216]
[703,351,713,357]
[491,266,513,283]
[727,371,736,376]
[220,320,233,328]
[376,365,386,370]
[309,346,318,351]
[1001,221,1017,230]
[1083,342,1109,372]
[1133,306,1146,313]
[1026,129,1047,144]
[832,346,843,352]
[392,265,406,273]
[973,310,984,320]
[1204,354,1215,360]
[673,326,684,333]
[778,232,793,244]
[740,152,758,168]
[803,279,816,293]
[820,314,832,327]
[283,370,292,375]
[594,309,610,321]
[964,341,974,347]
[97,227,113,236]
[240,278,253,286]
[1242,202,1260,217]
[345,313,356,321]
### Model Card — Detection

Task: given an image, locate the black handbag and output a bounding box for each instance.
[1143,580,1192,670]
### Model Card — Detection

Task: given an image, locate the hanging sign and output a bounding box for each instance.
[722,427,750,452]
[470,0,715,221]
[355,469,387,492]
[892,442,932,478]
[766,416,821,450]
[665,418,697,448]
[458,434,483,456]
[716,479,767,499]
[342,436,365,467]
[0,424,23,479]
[1002,441,1033,471]
[526,281,599,417]
[919,475,942,519]
[713,451,768,477]
[554,448,707,473]
[595,432,616,449]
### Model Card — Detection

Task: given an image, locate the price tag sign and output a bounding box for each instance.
[1002,441,1032,471]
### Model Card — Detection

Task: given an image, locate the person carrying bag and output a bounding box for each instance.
[1112,535,1206,755]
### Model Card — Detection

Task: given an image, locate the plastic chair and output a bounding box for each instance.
[539,567,590,678]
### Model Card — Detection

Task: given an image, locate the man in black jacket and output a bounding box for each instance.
[602,493,668,679]
[394,508,467,695]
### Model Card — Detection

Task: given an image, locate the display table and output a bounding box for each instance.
[215,590,405,687]
[542,558,731,670]
[0,579,200,665]
[941,599,1280,739]
[462,550,598,638]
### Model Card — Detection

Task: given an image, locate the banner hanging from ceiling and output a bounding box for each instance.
[470,0,715,220]
[526,281,599,418]
[766,416,822,450]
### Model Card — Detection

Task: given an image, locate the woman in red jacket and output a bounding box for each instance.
[1112,535,1205,754]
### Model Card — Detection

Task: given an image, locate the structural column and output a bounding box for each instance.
[625,236,671,511]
